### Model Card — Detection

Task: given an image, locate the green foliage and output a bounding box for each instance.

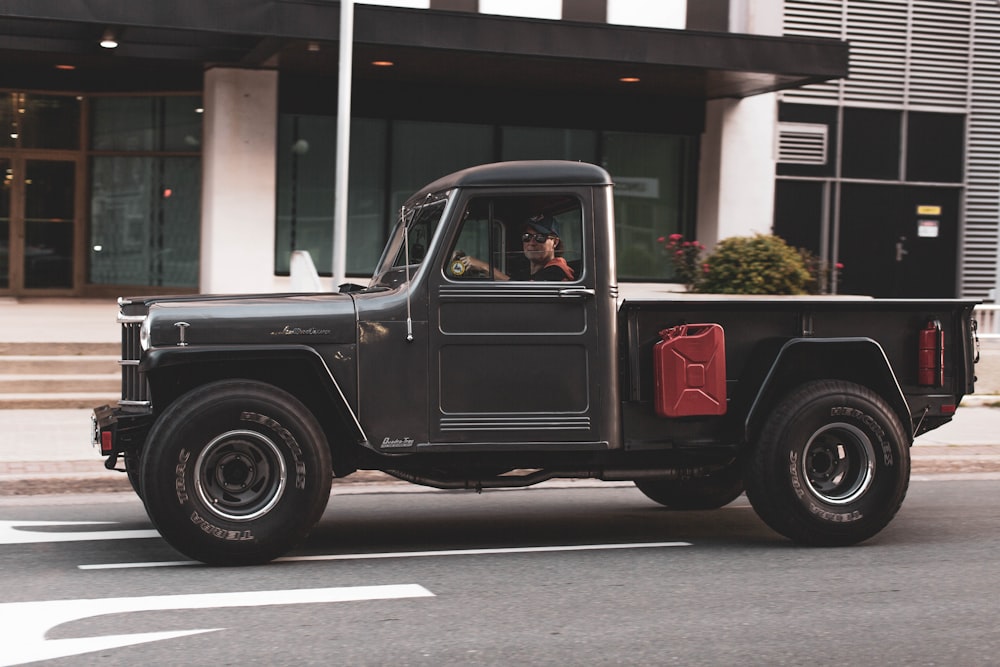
[695,234,812,295]
[658,233,706,290]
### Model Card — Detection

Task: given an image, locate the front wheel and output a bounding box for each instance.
[744,380,910,546]
[141,380,333,565]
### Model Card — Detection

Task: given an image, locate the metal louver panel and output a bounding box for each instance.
[781,0,1000,299]
[963,1,1000,298]
[909,1,973,108]
[777,122,829,164]
[783,0,972,110]
[843,0,908,105]
[783,0,843,101]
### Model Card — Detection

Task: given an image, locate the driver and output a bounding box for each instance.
[453,215,575,281]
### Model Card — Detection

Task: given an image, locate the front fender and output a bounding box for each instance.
[744,337,911,443]
[141,344,367,446]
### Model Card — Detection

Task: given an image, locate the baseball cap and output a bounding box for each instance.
[524,214,559,237]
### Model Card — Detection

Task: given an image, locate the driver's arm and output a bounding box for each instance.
[451,254,510,281]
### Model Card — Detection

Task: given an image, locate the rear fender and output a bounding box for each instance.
[745,337,911,443]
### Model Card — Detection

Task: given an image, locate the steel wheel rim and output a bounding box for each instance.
[194,429,288,521]
[800,422,876,505]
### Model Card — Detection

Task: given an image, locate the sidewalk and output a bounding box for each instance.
[1,298,999,495]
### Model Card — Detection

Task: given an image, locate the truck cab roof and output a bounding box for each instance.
[408,160,613,204]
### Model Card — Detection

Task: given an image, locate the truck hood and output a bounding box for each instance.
[134,293,359,348]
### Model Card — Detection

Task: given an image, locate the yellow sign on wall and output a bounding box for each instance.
[917,205,942,215]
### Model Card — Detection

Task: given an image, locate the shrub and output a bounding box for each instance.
[696,234,812,295]
[657,233,705,290]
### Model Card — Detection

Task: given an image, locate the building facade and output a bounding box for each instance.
[776,0,1000,300]
[6,0,924,299]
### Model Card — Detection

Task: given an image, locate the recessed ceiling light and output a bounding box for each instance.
[372,60,395,67]
[619,76,640,83]
[55,64,76,71]
[100,28,118,49]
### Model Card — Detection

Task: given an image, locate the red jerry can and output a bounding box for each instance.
[653,324,727,418]
[917,319,944,387]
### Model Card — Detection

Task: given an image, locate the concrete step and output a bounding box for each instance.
[0,342,120,356]
[0,374,120,394]
[0,355,119,374]
[0,342,121,409]
[0,393,119,410]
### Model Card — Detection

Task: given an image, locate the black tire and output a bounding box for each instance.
[141,380,333,565]
[124,450,143,500]
[634,463,744,510]
[745,380,910,546]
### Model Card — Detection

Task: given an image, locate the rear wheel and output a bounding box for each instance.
[634,462,744,510]
[141,380,333,565]
[745,380,910,546]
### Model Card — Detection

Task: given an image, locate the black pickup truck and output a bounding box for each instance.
[93,160,979,565]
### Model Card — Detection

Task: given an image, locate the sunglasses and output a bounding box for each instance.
[521,233,553,243]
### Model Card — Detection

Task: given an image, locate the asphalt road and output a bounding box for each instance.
[1,480,998,666]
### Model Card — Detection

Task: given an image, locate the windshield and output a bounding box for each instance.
[370,193,450,288]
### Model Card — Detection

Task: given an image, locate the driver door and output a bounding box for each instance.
[427,190,607,450]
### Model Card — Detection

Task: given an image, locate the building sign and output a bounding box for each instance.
[918,219,940,238]
[917,205,942,215]
[615,177,660,199]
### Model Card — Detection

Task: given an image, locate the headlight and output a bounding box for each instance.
[140,316,151,351]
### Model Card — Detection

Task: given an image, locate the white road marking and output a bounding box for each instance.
[0,584,435,667]
[0,520,159,545]
[80,541,691,570]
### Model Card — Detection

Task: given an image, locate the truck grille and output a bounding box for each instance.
[118,314,150,407]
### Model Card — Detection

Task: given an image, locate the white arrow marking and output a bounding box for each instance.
[0,520,159,544]
[0,584,434,666]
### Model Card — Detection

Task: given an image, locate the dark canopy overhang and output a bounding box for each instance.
[0,1,848,100]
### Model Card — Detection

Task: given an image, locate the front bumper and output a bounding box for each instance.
[92,404,154,460]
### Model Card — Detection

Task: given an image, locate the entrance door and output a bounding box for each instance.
[838,184,960,298]
[0,155,80,294]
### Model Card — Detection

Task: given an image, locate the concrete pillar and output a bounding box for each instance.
[200,67,279,294]
[694,0,781,247]
[696,94,778,245]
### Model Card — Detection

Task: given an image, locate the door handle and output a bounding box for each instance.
[558,288,596,298]
[896,235,909,262]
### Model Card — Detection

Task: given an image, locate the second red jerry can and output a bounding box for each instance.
[653,323,727,418]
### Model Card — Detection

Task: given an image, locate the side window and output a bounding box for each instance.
[445,195,584,282]
[446,199,507,280]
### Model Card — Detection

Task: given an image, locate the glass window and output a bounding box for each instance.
[0,157,10,289]
[501,127,598,162]
[91,96,202,152]
[0,93,80,150]
[25,221,73,288]
[842,108,901,180]
[906,111,964,183]
[275,116,388,276]
[24,160,75,289]
[89,156,201,287]
[446,195,583,282]
[391,121,493,215]
[372,194,448,289]
[602,131,697,280]
[275,114,695,283]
